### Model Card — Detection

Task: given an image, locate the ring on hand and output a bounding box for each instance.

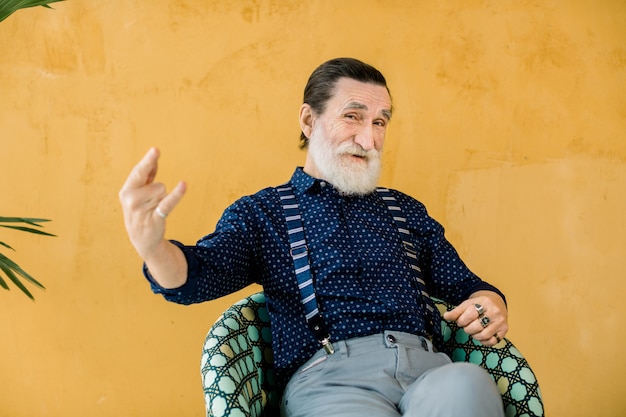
[474,303,485,318]
[480,316,490,328]
[155,207,168,219]
[494,333,502,343]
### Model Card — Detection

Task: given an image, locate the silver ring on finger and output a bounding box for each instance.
[480,316,490,328]
[474,303,485,318]
[155,206,168,219]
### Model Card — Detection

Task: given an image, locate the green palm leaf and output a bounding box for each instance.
[0,216,52,224]
[0,0,64,24]
[0,256,39,300]
[0,217,54,299]
[0,217,55,237]
[0,241,14,250]
[1,2,63,298]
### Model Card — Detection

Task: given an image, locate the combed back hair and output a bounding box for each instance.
[299,58,391,149]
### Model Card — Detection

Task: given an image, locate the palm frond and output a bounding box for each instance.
[0,225,56,237]
[0,274,9,290]
[0,0,63,298]
[0,217,56,237]
[0,216,52,224]
[0,259,36,300]
[0,216,53,299]
[0,253,46,300]
[0,0,64,24]
[0,241,14,251]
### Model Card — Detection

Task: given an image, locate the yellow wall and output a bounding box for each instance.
[1,1,624,416]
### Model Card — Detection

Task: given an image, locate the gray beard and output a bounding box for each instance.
[307,134,382,196]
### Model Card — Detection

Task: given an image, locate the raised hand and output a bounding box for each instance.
[119,148,188,288]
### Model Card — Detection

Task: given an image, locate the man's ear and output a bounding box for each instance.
[299,103,315,139]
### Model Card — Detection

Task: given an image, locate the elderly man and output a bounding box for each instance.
[119,57,507,417]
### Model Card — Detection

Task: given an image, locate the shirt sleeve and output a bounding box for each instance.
[143,197,260,305]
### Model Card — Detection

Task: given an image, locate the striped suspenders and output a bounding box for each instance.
[375,187,438,339]
[276,184,438,353]
[276,185,334,354]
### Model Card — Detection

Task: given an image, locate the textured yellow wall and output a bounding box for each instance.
[1,1,624,416]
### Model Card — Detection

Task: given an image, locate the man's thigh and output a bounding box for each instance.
[280,332,452,417]
[280,337,402,417]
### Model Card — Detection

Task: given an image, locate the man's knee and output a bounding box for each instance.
[434,362,496,390]
[400,362,504,417]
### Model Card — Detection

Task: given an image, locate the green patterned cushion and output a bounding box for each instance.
[435,299,544,417]
[202,292,544,417]
[201,292,278,417]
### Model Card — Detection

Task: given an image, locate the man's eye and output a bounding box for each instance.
[345,113,358,120]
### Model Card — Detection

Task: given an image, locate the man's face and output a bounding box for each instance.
[302,77,392,196]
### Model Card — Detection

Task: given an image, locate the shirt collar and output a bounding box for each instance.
[290,167,325,195]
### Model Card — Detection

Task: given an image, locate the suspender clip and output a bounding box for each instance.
[320,337,335,355]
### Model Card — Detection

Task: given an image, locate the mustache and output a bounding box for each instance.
[336,143,380,159]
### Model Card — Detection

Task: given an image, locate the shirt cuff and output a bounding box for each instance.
[462,281,507,306]
[142,240,196,297]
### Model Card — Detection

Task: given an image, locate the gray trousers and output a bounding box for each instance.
[281,331,504,417]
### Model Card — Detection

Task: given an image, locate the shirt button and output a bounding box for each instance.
[320,181,326,187]
[387,334,396,344]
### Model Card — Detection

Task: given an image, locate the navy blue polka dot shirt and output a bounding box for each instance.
[146,167,505,388]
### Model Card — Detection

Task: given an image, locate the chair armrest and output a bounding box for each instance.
[434,299,544,417]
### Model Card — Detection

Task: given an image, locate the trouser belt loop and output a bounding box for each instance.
[420,335,437,352]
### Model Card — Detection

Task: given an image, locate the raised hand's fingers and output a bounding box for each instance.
[118,177,166,216]
[122,147,160,191]
[153,181,187,219]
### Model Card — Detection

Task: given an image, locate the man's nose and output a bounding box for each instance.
[354,125,376,151]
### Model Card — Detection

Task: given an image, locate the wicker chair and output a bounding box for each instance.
[201,292,543,417]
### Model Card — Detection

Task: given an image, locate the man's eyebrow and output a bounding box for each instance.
[345,101,393,120]
[345,101,368,111]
